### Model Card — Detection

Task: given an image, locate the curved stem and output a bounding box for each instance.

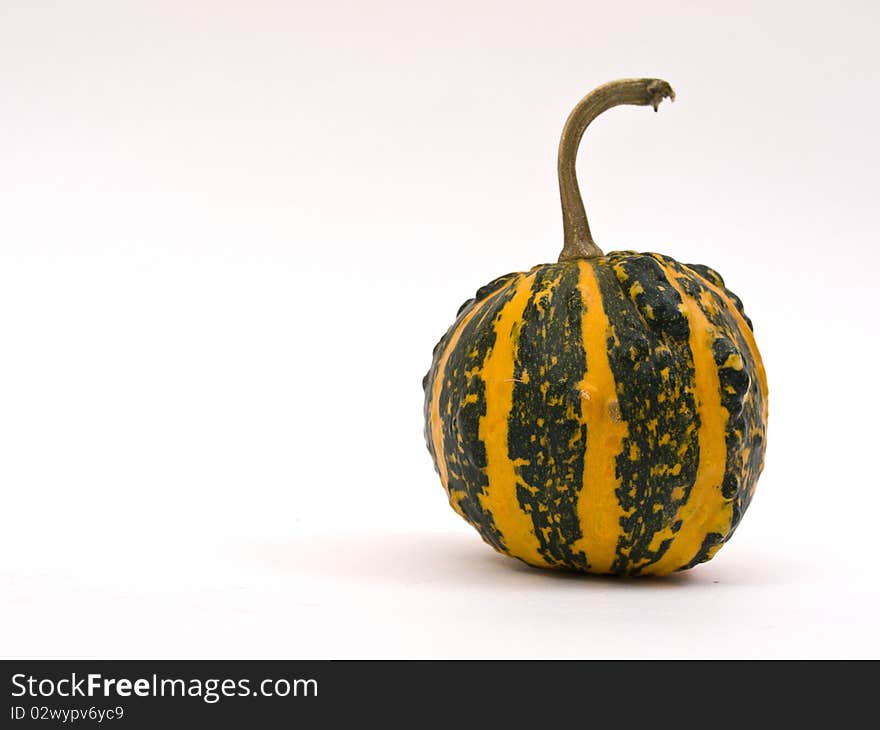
[557,78,675,262]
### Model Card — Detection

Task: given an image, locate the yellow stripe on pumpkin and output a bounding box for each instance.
[571,260,629,573]
[477,272,548,567]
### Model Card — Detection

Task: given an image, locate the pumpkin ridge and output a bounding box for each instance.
[425,283,513,515]
[507,263,590,570]
[658,255,767,559]
[435,278,523,550]
[477,271,548,567]
[593,254,701,575]
[571,259,629,573]
[644,256,731,575]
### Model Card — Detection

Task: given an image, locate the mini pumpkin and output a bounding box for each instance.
[422,79,768,576]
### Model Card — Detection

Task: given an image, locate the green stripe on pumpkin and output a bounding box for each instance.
[595,253,701,575]
[437,278,522,551]
[660,256,767,546]
[507,263,590,570]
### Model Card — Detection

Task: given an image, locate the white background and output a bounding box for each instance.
[2,1,878,658]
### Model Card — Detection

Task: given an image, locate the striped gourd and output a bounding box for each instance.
[422,79,768,576]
